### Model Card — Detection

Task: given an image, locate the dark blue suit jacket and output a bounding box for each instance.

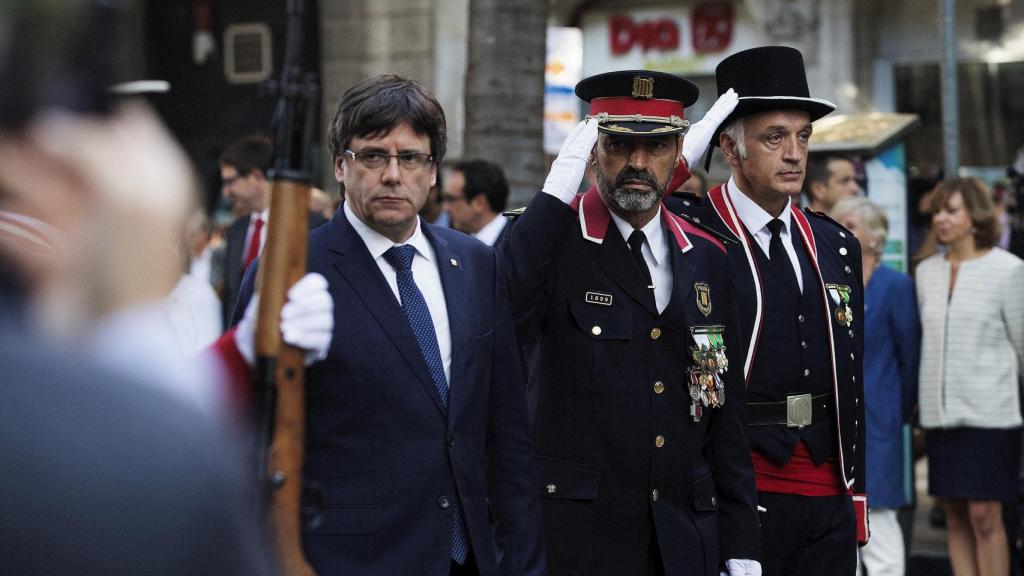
[237,207,544,575]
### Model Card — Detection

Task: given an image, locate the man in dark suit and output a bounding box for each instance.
[237,74,543,575]
[667,46,868,576]
[218,134,328,329]
[444,159,510,248]
[501,70,760,575]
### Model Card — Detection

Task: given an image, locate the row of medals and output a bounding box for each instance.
[688,343,728,423]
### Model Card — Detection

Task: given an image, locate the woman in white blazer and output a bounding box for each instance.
[917,177,1024,576]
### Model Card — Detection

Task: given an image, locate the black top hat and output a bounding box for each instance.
[712,46,835,146]
[576,70,699,136]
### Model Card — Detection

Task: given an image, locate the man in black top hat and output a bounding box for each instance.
[501,70,761,575]
[668,46,868,576]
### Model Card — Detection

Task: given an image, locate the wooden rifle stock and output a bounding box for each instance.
[254,179,314,576]
[252,1,320,573]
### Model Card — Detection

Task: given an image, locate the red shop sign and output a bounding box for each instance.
[691,2,734,54]
[609,15,680,55]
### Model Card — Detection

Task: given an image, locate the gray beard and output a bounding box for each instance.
[605,185,661,212]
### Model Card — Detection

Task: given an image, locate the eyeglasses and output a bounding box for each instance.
[343,149,433,171]
[221,174,243,187]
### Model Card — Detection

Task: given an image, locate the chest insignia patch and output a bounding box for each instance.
[695,281,712,317]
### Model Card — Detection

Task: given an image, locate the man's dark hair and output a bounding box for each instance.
[452,159,509,212]
[219,134,274,176]
[329,75,446,165]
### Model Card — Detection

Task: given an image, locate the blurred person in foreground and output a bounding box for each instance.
[0,1,286,573]
[917,177,1024,576]
[833,197,921,576]
[444,159,510,247]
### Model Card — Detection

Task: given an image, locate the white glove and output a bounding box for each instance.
[281,272,333,364]
[720,558,761,576]
[682,88,739,168]
[233,272,333,367]
[542,118,599,204]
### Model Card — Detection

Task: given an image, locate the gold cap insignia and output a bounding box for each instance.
[632,76,655,99]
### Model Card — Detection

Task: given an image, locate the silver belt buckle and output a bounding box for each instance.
[786,394,812,428]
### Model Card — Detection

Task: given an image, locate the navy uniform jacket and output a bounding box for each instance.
[237,208,544,575]
[667,184,866,512]
[501,189,759,576]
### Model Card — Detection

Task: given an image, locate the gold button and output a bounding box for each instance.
[592,325,602,336]
[653,381,665,394]
[655,435,665,448]
[651,489,659,502]
[546,483,557,494]
[650,327,662,340]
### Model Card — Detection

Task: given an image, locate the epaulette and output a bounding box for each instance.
[803,208,854,237]
[676,211,738,245]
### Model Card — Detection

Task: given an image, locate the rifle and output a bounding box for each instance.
[252,1,319,574]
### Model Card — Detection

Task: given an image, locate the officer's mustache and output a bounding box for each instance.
[614,168,662,193]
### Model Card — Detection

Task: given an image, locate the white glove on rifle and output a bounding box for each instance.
[682,88,738,168]
[720,558,762,576]
[542,118,599,204]
[234,272,333,366]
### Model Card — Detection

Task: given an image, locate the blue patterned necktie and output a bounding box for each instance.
[383,244,469,565]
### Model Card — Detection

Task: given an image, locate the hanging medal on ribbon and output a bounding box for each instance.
[688,325,728,422]
[827,283,854,327]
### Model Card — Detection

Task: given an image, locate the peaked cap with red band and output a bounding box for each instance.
[576,70,699,136]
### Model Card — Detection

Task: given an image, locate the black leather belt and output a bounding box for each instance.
[748,393,834,427]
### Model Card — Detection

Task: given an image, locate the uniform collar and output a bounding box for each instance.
[727,175,793,239]
[573,185,692,253]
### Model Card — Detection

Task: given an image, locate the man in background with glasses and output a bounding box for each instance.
[235,74,544,576]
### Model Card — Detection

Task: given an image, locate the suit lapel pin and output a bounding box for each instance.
[450,258,458,267]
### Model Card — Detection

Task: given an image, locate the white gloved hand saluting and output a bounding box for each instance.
[682,88,739,169]
[720,558,762,576]
[542,117,599,204]
[233,272,333,367]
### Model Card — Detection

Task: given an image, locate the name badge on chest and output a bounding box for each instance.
[585,291,614,306]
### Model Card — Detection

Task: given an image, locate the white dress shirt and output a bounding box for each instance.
[728,176,803,292]
[608,208,673,314]
[344,202,452,384]
[473,213,508,247]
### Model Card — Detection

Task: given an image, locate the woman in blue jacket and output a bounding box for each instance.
[834,197,921,576]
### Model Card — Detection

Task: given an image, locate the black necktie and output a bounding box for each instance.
[766,219,799,289]
[628,230,654,290]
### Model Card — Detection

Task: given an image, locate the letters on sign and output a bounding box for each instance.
[609,15,680,55]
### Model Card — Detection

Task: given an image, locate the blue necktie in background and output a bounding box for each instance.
[383,244,469,565]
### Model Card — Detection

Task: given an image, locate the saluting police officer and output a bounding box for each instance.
[501,71,761,575]
[668,46,868,576]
